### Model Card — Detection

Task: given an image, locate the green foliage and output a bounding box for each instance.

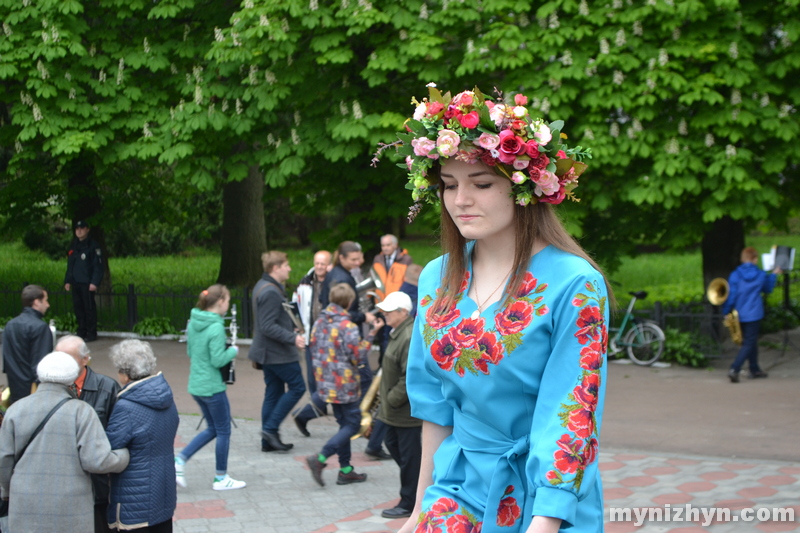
[133,316,179,337]
[52,312,78,332]
[662,327,710,368]
[0,316,13,328]
[761,305,800,334]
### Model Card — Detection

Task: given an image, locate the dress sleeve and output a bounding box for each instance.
[525,272,609,527]
[407,314,453,426]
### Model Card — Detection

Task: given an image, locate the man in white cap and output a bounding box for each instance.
[0,352,129,533]
[373,291,422,519]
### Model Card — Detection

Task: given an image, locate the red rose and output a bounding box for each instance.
[496,495,522,527]
[476,330,504,364]
[511,119,526,131]
[444,106,461,121]
[579,342,604,370]
[514,94,528,105]
[451,317,485,349]
[458,111,480,129]
[498,130,525,164]
[431,497,459,515]
[531,154,549,169]
[479,149,497,167]
[427,101,444,116]
[525,140,540,158]
[538,186,566,204]
[426,302,461,331]
[431,333,461,372]
[557,150,567,159]
[515,272,538,298]
[495,300,534,336]
[553,434,584,474]
[575,306,604,345]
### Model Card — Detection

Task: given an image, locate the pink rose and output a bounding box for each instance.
[478,133,500,150]
[436,129,461,157]
[458,111,479,129]
[490,103,506,126]
[557,150,567,159]
[534,123,552,145]
[515,94,528,105]
[405,156,414,171]
[512,158,530,170]
[412,137,438,159]
[498,130,525,164]
[531,154,549,169]
[427,101,444,116]
[533,170,560,196]
[539,186,566,204]
[452,91,474,106]
[525,140,540,158]
[511,171,527,184]
[413,102,427,120]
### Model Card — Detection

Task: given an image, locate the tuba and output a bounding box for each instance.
[352,368,381,440]
[707,278,743,345]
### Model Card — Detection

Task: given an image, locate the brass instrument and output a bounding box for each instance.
[707,277,743,345]
[356,268,385,312]
[0,386,9,411]
[352,368,381,440]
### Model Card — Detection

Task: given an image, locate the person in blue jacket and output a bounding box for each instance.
[106,340,179,532]
[722,247,781,382]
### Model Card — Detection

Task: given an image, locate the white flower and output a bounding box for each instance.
[267,133,275,145]
[534,123,552,144]
[117,58,125,85]
[615,29,626,47]
[665,138,679,154]
[244,0,254,7]
[143,37,151,53]
[585,58,597,77]
[760,94,770,108]
[281,19,289,32]
[294,111,301,126]
[15,140,22,153]
[778,104,792,118]
[489,103,506,125]
[69,88,76,99]
[89,44,96,57]
[358,0,373,9]
[731,108,740,121]
[646,77,656,90]
[584,128,595,140]
[265,71,276,84]
[728,42,738,59]
[548,12,559,29]
[609,123,619,138]
[183,24,190,41]
[178,99,185,112]
[143,122,153,138]
[658,49,669,66]
[353,100,363,119]
[730,89,741,105]
[249,65,258,85]
[725,144,736,158]
[236,99,242,115]
[560,50,572,66]
[343,76,350,88]
[632,119,643,132]
[518,13,530,27]
[672,28,680,40]
[540,97,551,114]
[98,69,106,83]
[65,72,72,81]
[400,30,408,40]
[214,27,224,42]
[32,104,42,122]
[291,129,300,145]
[633,21,643,36]
[340,101,349,116]
[260,15,270,26]
[626,127,636,139]
[705,134,715,147]
[678,119,688,136]
[341,0,349,8]
[513,105,528,118]
[194,85,203,105]
[41,31,49,43]
[613,70,625,85]
[193,66,203,84]
[419,4,428,19]
[467,40,475,53]
[37,61,49,80]
[599,39,609,55]
[20,92,33,106]
[538,17,547,29]
[3,23,12,37]
[579,0,589,16]
[613,0,622,8]
[221,100,229,112]
[309,0,318,10]
[548,78,561,91]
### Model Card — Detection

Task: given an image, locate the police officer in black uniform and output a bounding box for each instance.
[64,220,104,341]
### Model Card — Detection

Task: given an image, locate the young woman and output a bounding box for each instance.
[382,87,612,533]
[175,284,245,491]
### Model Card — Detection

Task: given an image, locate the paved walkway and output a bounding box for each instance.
[3,328,800,531]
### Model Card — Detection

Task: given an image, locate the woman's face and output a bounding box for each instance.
[217,293,230,315]
[440,159,515,242]
[340,251,361,271]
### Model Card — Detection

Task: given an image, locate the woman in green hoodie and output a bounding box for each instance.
[174,284,246,491]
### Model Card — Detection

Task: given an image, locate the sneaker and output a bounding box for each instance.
[212,474,246,491]
[336,469,367,485]
[306,455,327,487]
[175,458,187,488]
[728,369,740,383]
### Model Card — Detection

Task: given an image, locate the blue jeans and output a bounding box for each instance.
[321,402,361,468]
[732,320,762,373]
[261,362,306,435]
[179,391,231,475]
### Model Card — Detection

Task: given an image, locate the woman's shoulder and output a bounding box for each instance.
[419,255,446,286]
[536,245,601,276]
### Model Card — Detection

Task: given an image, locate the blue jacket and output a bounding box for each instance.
[106,373,179,529]
[722,262,777,322]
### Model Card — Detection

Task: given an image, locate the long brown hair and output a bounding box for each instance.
[433,168,615,314]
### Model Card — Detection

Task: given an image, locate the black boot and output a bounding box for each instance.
[261,431,293,452]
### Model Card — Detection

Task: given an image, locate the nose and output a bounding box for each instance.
[453,184,472,207]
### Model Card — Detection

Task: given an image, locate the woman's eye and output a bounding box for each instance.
[443,183,457,190]
[476,183,492,189]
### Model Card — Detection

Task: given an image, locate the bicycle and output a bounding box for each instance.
[609,291,666,366]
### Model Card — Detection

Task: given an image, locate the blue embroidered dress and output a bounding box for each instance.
[408,245,608,533]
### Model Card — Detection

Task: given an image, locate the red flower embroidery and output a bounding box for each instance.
[575,306,603,345]
[431,497,459,515]
[554,434,584,474]
[546,470,559,481]
[495,300,534,336]
[431,333,461,372]
[476,331,504,364]
[496,486,521,527]
[583,438,599,466]
[415,510,443,533]
[451,317,486,349]
[579,342,604,370]
[515,272,538,298]
[568,373,600,438]
[427,302,461,331]
[445,514,481,533]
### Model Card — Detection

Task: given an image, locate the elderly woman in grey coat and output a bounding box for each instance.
[0,351,130,533]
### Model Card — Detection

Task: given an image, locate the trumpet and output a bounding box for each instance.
[707,278,743,345]
[352,368,381,440]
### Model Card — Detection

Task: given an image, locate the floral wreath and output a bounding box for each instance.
[372,84,592,222]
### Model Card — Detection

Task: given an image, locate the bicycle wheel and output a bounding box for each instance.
[624,322,665,366]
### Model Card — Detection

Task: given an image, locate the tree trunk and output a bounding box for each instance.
[218,164,266,288]
[701,216,744,289]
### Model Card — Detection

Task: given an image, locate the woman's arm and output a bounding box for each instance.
[397,420,453,533]
[525,516,562,533]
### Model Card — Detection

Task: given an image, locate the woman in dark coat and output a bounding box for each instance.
[106,340,179,532]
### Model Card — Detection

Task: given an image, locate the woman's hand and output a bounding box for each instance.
[397,515,418,533]
[524,516,562,533]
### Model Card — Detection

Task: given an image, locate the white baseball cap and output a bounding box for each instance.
[376,291,413,313]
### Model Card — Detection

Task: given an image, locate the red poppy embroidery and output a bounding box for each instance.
[431,333,461,372]
[553,433,584,474]
[574,306,603,345]
[445,514,482,533]
[583,438,599,466]
[568,373,600,438]
[579,342,604,370]
[476,331,503,364]
[494,300,534,336]
[431,497,459,515]
[415,510,443,533]
[427,303,461,331]
[451,317,486,349]
[515,272,538,298]
[496,485,522,527]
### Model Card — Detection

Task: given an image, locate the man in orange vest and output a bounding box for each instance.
[372,235,413,301]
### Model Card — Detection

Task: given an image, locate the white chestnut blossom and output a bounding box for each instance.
[633,21,643,36]
[728,42,738,59]
[419,4,428,19]
[15,140,23,153]
[3,23,12,37]
[41,31,49,43]
[548,13,560,29]
[265,70,276,84]
[214,28,224,42]
[358,0,373,10]
[260,15,270,26]
[632,119,643,132]
[664,138,679,154]
[236,99,243,115]
[291,129,300,145]
[339,101,348,115]
[221,100,229,112]
[540,97,551,114]
[143,122,153,138]
[725,144,736,158]
[341,0,349,8]
[609,123,620,138]
[117,58,125,85]
[705,134,715,147]
[69,88,76,99]
[245,0,254,7]
[778,104,792,118]
[672,28,680,40]
[646,77,656,90]
[98,69,106,83]
[294,111,301,126]
[730,89,741,105]
[678,119,687,135]
[613,70,625,85]
[548,78,561,91]
[613,0,622,8]
[32,104,42,122]
[21,92,33,106]
[584,128,595,140]
[518,13,530,27]
[193,66,204,84]
[560,50,572,66]
[178,99,185,112]
[184,24,190,41]
[249,65,258,85]
[579,0,589,15]
[467,40,475,53]
[760,94,770,107]
[267,133,275,145]
[599,39,609,55]
[400,30,408,40]
[90,45,96,57]
[37,61,49,80]
[615,29,626,46]
[281,18,289,32]
[143,37,151,53]
[194,85,202,105]
[585,58,596,77]
[658,49,669,66]
[353,100,363,119]
[731,108,740,121]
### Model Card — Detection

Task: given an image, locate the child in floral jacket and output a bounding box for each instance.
[305,283,377,487]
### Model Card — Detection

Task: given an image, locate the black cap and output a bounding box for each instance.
[75,220,89,228]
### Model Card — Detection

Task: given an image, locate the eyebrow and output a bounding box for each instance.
[440,170,494,178]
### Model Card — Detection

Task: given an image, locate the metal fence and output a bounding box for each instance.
[0,282,257,337]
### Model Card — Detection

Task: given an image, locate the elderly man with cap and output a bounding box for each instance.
[64,220,104,342]
[373,291,422,519]
[56,335,120,533]
[0,352,129,533]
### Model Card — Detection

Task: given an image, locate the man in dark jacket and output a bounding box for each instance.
[57,335,120,533]
[64,220,104,342]
[248,251,306,452]
[723,246,781,382]
[2,284,53,404]
[374,291,421,519]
